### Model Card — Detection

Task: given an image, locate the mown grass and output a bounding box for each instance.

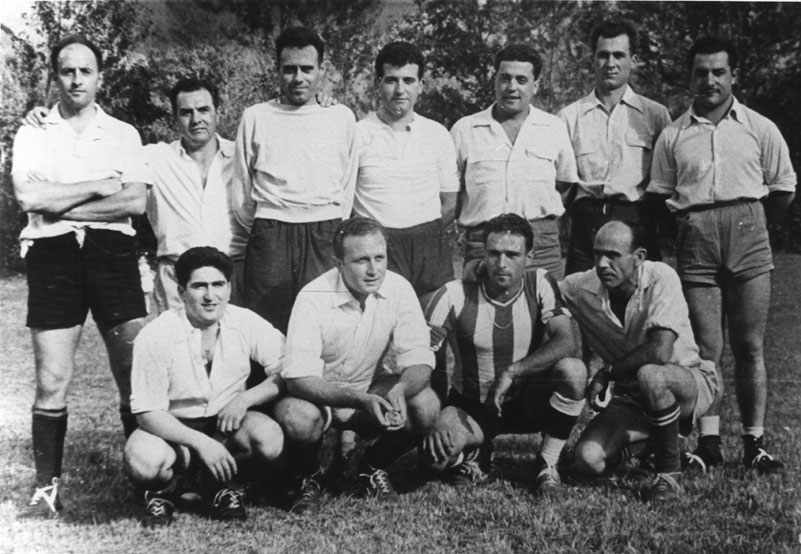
[1,255,801,554]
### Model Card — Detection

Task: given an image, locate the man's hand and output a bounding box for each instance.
[424,425,459,467]
[362,393,394,429]
[217,394,249,435]
[23,106,48,129]
[195,435,238,482]
[587,368,612,412]
[315,92,339,108]
[485,370,514,418]
[384,381,408,431]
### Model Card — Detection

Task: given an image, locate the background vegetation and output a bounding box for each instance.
[2,0,801,273]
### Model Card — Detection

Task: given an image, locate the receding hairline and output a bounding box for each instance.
[57,42,99,69]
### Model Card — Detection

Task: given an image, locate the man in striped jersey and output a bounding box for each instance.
[423,213,586,494]
[559,220,718,501]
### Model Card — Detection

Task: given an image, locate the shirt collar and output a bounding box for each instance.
[45,102,114,129]
[470,104,549,128]
[173,134,232,159]
[370,110,417,132]
[580,85,643,115]
[686,96,744,128]
[178,305,232,333]
[330,270,389,308]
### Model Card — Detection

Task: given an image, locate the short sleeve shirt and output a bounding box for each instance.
[451,105,578,226]
[558,87,671,201]
[12,103,150,240]
[648,97,796,212]
[354,112,459,228]
[281,268,434,393]
[425,269,570,402]
[130,305,285,419]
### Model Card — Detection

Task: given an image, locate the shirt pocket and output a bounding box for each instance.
[466,147,507,189]
[523,144,557,183]
[573,137,607,181]
[625,130,654,173]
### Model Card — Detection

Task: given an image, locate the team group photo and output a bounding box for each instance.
[1,1,800,553]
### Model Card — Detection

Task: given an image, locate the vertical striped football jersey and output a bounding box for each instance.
[425,268,570,402]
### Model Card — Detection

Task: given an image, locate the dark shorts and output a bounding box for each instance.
[244,218,339,333]
[386,219,454,297]
[675,200,772,285]
[566,196,661,275]
[463,217,563,280]
[26,230,147,329]
[445,384,552,441]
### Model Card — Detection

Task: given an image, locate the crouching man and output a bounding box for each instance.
[124,247,286,526]
[559,220,718,501]
[274,217,440,514]
[423,213,587,494]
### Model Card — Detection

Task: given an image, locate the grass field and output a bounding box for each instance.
[1,255,801,554]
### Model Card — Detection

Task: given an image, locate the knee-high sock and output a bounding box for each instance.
[360,431,417,472]
[32,407,68,484]
[540,392,585,466]
[644,402,681,473]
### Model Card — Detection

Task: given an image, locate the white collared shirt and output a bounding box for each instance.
[281,267,434,392]
[130,304,285,419]
[145,136,248,260]
[450,104,578,226]
[11,103,150,241]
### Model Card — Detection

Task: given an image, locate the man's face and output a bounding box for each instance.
[484,231,528,293]
[690,51,737,114]
[593,34,634,93]
[175,88,218,150]
[179,266,230,328]
[279,46,322,106]
[377,63,422,121]
[336,232,387,302]
[593,223,644,291]
[494,60,538,117]
[56,43,101,112]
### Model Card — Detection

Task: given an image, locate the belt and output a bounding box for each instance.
[675,197,759,215]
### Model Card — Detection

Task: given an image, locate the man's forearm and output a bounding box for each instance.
[60,182,146,221]
[286,376,370,410]
[506,318,576,380]
[604,330,675,380]
[137,411,210,451]
[238,374,285,408]
[13,175,120,215]
[763,191,795,229]
[398,364,432,397]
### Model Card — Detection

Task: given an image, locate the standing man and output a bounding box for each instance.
[451,43,578,280]
[354,41,459,307]
[125,247,285,527]
[558,20,671,275]
[560,221,718,501]
[146,78,249,311]
[423,214,586,494]
[649,37,795,473]
[233,26,359,333]
[12,35,150,516]
[274,217,440,513]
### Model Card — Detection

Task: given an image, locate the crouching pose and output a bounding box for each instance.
[274,217,440,514]
[124,247,286,526]
[559,221,718,501]
[423,214,586,494]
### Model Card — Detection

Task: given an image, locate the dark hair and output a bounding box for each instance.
[168,78,220,115]
[375,41,425,79]
[333,217,387,260]
[590,20,639,55]
[276,26,325,64]
[493,43,542,79]
[686,36,739,71]
[482,213,534,253]
[50,35,103,73]
[175,247,233,288]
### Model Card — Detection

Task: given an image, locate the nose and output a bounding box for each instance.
[291,68,303,82]
[596,255,610,269]
[365,261,377,276]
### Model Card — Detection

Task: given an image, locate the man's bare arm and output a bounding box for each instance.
[59,182,147,221]
[13,172,122,215]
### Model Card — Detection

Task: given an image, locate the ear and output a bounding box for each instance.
[634,247,647,263]
[532,79,540,95]
[631,53,642,68]
[731,67,739,86]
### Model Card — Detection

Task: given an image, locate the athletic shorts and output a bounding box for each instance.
[445,383,552,441]
[385,219,454,298]
[675,199,773,285]
[463,217,563,280]
[320,372,401,439]
[26,231,147,329]
[245,218,339,333]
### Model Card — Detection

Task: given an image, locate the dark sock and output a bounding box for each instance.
[286,441,323,478]
[360,431,417,472]
[32,407,68,484]
[541,404,580,442]
[644,402,681,473]
[120,408,137,439]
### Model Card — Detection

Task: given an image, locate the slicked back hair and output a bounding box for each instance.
[333,217,388,260]
[375,41,425,79]
[494,43,542,79]
[175,247,233,288]
[482,213,534,253]
[687,36,739,71]
[590,20,640,55]
[168,78,220,115]
[51,35,103,73]
[276,26,325,64]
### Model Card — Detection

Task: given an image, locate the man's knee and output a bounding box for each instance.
[123,430,175,483]
[729,334,765,366]
[406,387,441,431]
[636,364,669,395]
[551,357,588,399]
[240,413,284,461]
[273,397,325,445]
[573,439,609,476]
